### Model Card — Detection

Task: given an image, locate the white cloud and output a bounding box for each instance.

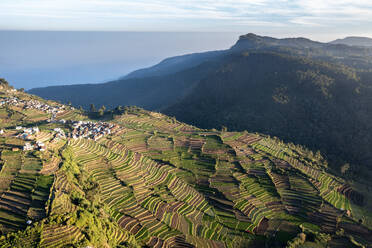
[0,0,372,31]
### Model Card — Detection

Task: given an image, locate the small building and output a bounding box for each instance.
[21,133,31,140]
[23,142,33,151]
[36,141,45,147]
[24,128,33,134]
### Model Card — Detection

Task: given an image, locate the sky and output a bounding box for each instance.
[0,31,241,89]
[1,0,372,40]
[1,0,372,89]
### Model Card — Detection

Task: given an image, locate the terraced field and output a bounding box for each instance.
[68,138,253,247]
[0,146,53,232]
[0,89,371,247]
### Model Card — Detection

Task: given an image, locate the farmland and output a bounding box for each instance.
[0,85,371,247]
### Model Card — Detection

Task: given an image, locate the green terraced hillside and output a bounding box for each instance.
[0,83,371,248]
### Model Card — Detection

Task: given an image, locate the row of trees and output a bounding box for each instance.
[89,103,106,116]
[85,103,128,119]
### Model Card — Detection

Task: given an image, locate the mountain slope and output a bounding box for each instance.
[231,33,323,50]
[28,33,372,173]
[331,36,372,47]
[165,51,372,171]
[1,83,372,247]
[124,50,226,79]
[28,33,372,109]
[29,59,223,111]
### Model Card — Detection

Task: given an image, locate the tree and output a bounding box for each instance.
[98,105,106,116]
[341,163,350,175]
[0,78,9,85]
[90,103,96,113]
[115,105,123,114]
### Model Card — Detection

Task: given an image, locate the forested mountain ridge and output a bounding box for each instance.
[231,33,372,69]
[28,33,372,176]
[164,51,372,172]
[28,33,372,109]
[330,36,372,47]
[28,59,223,111]
[1,80,372,247]
[123,50,226,79]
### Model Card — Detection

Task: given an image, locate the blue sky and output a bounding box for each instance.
[1,0,372,41]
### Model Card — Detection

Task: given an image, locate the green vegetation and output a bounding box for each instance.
[28,34,372,183]
[0,84,371,247]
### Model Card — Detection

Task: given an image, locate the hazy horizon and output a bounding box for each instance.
[3,30,371,90]
[0,31,242,89]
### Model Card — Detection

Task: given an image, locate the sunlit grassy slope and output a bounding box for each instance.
[0,84,371,248]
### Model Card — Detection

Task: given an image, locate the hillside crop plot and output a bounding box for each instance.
[0,87,371,248]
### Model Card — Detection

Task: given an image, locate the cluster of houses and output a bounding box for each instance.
[23,140,46,152]
[12,126,46,151]
[0,94,121,153]
[17,126,66,151]
[0,96,66,114]
[5,89,17,94]
[0,97,18,106]
[23,141,46,152]
[16,126,40,140]
[69,121,118,140]
[1,95,118,149]
[8,119,118,152]
[19,120,117,151]
[53,127,66,140]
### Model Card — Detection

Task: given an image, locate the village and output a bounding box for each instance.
[0,96,67,115]
[0,120,118,152]
[0,96,119,151]
[13,125,47,152]
[69,120,118,141]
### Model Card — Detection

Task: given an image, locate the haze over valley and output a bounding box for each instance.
[0,31,240,89]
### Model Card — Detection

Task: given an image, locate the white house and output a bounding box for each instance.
[23,143,33,151]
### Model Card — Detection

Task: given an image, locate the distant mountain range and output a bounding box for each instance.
[28,33,372,173]
[28,33,372,110]
[330,36,372,47]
